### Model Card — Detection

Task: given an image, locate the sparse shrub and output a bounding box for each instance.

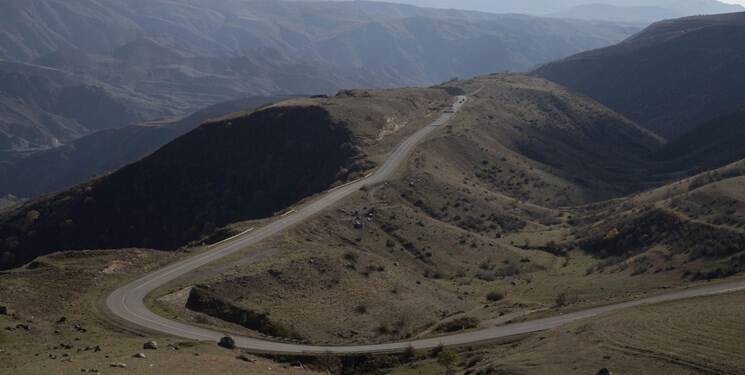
[555,292,577,307]
[437,350,460,374]
[495,263,520,277]
[475,271,496,282]
[343,252,358,263]
[604,228,620,241]
[436,317,479,333]
[474,366,501,375]
[402,345,417,362]
[465,355,483,368]
[424,269,444,279]
[376,325,390,335]
[486,290,505,302]
[430,344,445,358]
[218,336,236,349]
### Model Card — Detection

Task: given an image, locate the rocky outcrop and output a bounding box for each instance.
[186,286,298,339]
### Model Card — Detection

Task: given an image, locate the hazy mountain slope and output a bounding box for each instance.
[0,0,142,62]
[0,61,165,150]
[29,17,636,110]
[1,0,639,75]
[0,96,291,199]
[0,0,640,151]
[0,0,624,60]
[535,12,745,139]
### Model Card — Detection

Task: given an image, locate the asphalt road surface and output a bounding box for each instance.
[106,94,745,354]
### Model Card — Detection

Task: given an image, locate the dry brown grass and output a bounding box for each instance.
[462,291,745,375]
[149,75,719,348]
[0,250,320,375]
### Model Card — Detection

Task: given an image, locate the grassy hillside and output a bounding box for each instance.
[577,160,745,280]
[387,291,745,374]
[535,12,745,139]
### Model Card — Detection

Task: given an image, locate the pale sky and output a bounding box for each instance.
[721,0,745,4]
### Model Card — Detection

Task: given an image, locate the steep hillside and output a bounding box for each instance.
[653,111,745,173]
[535,12,745,139]
[0,88,450,269]
[0,95,292,199]
[446,75,662,204]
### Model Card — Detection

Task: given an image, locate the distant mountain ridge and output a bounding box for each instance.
[0,60,166,150]
[0,0,639,153]
[535,11,745,139]
[550,4,681,23]
[330,0,743,21]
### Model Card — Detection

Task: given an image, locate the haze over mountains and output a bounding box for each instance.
[0,0,636,153]
[340,0,744,22]
[0,0,652,202]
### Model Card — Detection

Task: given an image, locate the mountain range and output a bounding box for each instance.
[535,12,745,140]
[0,0,644,200]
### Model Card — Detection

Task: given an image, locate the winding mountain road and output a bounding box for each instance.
[106,94,745,355]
